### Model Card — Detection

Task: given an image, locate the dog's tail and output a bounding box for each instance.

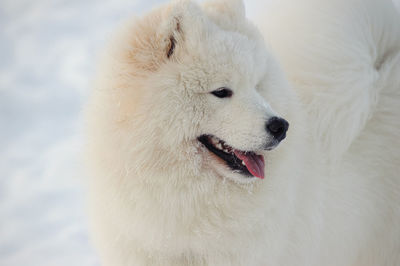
[254,0,400,159]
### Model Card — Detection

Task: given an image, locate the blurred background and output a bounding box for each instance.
[0,0,399,265]
[0,0,259,265]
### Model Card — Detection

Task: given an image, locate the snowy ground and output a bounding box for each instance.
[0,1,398,266]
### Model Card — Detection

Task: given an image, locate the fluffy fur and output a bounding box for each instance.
[86,0,400,265]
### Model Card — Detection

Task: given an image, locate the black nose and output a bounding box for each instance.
[266,117,289,142]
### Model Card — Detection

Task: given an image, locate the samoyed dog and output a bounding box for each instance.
[86,0,400,265]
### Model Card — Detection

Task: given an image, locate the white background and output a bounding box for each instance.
[0,1,398,265]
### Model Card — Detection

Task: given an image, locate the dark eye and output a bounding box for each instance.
[211,87,233,98]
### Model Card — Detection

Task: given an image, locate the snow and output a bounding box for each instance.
[0,0,397,265]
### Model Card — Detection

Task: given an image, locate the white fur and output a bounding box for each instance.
[86,0,400,265]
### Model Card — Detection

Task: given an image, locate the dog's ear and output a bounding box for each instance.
[203,0,246,22]
[160,15,181,60]
[120,1,203,73]
[159,0,204,59]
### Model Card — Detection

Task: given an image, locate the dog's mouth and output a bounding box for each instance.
[198,135,265,179]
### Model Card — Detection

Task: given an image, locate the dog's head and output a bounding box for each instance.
[91,0,294,184]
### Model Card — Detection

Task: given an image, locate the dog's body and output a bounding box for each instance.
[86,0,400,265]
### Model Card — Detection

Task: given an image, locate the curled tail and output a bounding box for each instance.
[256,0,400,159]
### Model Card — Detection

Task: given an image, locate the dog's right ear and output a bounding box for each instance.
[159,0,204,60]
[159,10,183,60]
[121,1,204,73]
[203,0,245,22]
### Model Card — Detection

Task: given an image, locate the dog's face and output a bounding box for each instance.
[98,0,292,184]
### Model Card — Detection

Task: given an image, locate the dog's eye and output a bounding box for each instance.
[211,87,233,98]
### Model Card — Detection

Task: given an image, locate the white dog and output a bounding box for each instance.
[86,0,400,265]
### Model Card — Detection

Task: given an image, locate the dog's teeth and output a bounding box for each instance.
[211,137,218,145]
[216,143,223,150]
[242,161,246,166]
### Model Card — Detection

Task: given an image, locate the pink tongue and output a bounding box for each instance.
[233,151,265,179]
